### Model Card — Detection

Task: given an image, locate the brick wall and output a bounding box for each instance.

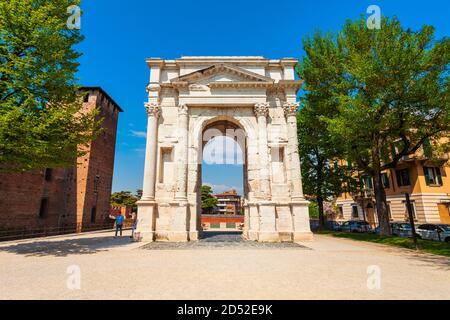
[0,87,122,234]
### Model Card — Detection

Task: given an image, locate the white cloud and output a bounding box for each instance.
[130,130,147,138]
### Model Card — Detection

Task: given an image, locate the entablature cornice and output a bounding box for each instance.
[162,80,303,93]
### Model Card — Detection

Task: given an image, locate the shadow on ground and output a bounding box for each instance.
[404,252,450,271]
[200,231,244,242]
[0,235,133,257]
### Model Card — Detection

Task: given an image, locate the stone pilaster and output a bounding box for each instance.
[283,102,313,241]
[135,102,161,242]
[175,104,189,201]
[283,102,304,200]
[170,104,189,242]
[254,102,271,200]
[141,102,160,201]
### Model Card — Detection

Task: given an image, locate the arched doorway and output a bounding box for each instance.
[198,118,248,239]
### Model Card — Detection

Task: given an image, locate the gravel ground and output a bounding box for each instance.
[0,230,449,300]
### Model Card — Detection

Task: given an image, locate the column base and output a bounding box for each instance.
[293,232,314,242]
[189,231,199,241]
[247,231,259,241]
[258,231,280,242]
[167,231,189,242]
[135,200,157,242]
[279,232,294,242]
[133,231,154,242]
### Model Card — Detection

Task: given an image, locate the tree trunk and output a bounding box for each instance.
[373,168,391,236]
[317,195,326,229]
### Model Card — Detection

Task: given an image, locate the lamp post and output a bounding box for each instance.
[404,193,418,250]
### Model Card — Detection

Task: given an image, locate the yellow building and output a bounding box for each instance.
[335,144,450,226]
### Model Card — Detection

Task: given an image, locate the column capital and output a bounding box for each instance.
[254,102,269,118]
[178,104,189,115]
[144,102,161,118]
[282,102,300,118]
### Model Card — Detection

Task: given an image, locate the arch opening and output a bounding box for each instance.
[198,118,249,240]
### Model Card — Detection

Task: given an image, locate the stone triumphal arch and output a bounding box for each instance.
[135,56,312,242]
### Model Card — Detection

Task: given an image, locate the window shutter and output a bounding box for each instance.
[437,168,443,186]
[404,169,411,186]
[396,170,402,187]
[423,167,432,186]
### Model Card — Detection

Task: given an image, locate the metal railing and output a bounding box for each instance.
[0,220,134,242]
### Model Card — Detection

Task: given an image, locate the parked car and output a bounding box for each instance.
[339,221,371,233]
[391,222,412,238]
[416,224,450,243]
[326,221,342,231]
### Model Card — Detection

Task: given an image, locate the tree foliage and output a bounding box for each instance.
[111,190,140,211]
[297,34,358,228]
[298,16,450,235]
[0,0,100,172]
[201,185,218,213]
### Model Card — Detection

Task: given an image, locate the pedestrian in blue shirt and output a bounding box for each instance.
[115,214,124,238]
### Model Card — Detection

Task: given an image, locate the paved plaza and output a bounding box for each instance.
[0,230,449,300]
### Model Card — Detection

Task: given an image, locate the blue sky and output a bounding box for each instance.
[76,0,450,195]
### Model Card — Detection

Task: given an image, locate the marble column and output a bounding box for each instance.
[254,102,271,200]
[175,104,189,201]
[170,104,189,242]
[283,102,313,241]
[135,102,160,242]
[142,102,161,200]
[283,102,304,200]
[254,103,278,242]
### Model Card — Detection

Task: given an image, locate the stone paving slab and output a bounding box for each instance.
[141,241,309,250]
[141,231,310,250]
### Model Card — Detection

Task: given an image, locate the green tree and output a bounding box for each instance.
[297,35,358,229]
[201,185,218,214]
[299,17,450,235]
[111,191,139,211]
[297,104,356,229]
[0,0,99,172]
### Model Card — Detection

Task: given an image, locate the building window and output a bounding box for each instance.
[351,205,359,219]
[44,168,52,181]
[423,167,443,186]
[90,207,97,223]
[94,174,100,194]
[381,173,390,189]
[39,198,49,219]
[83,93,90,103]
[337,206,344,219]
[403,200,417,220]
[363,176,373,190]
[396,168,411,187]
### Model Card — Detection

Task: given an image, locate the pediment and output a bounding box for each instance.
[171,64,274,85]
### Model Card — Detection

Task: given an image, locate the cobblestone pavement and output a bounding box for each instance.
[141,231,309,250]
[0,230,449,300]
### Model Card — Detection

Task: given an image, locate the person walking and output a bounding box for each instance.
[115,213,124,238]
